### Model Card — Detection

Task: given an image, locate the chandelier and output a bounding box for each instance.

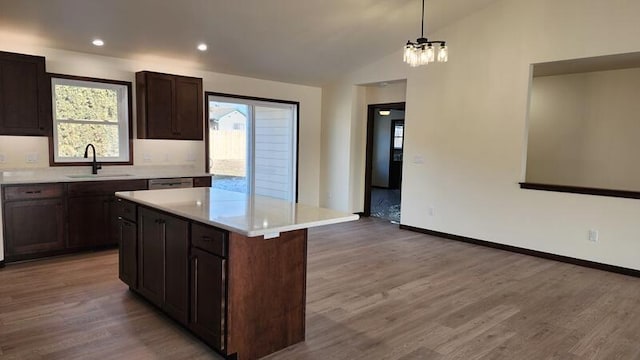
[403,0,448,67]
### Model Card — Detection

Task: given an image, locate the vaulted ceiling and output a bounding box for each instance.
[0,0,498,86]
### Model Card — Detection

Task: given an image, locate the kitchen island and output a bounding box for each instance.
[114,187,358,360]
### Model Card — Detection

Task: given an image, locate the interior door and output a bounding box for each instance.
[388,120,404,189]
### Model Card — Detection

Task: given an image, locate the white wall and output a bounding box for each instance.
[527,68,640,190]
[0,37,322,206]
[320,0,640,270]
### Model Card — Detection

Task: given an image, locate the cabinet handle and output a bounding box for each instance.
[119,221,124,247]
[161,221,167,303]
[201,236,213,242]
[194,256,198,323]
[25,190,42,194]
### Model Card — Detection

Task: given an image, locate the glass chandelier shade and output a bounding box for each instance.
[403,0,448,67]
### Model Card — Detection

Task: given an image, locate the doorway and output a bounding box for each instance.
[364,102,406,222]
[205,92,299,201]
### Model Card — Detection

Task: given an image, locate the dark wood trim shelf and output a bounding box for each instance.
[399,224,640,278]
[519,182,640,200]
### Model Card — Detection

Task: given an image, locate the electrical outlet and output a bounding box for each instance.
[413,155,425,164]
[0,153,6,163]
[428,207,435,216]
[26,153,38,163]
[143,153,152,162]
[588,229,599,242]
[163,153,170,162]
[186,152,196,162]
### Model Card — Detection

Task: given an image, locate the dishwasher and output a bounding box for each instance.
[148,177,194,189]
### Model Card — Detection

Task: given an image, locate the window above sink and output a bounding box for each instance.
[50,74,133,166]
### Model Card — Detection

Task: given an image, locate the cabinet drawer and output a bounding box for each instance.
[191,223,227,257]
[3,183,64,201]
[113,198,137,222]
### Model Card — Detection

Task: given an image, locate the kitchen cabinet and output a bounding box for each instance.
[193,176,212,188]
[118,217,137,288]
[2,184,65,261]
[67,195,111,248]
[0,51,50,136]
[136,71,203,140]
[67,179,147,249]
[190,247,226,351]
[114,198,138,288]
[138,207,189,325]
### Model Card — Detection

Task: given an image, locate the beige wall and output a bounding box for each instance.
[527,68,640,190]
[0,39,322,206]
[320,0,640,270]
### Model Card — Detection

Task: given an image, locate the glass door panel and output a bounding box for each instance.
[208,101,249,193]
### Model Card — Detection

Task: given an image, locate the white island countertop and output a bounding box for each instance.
[116,187,359,237]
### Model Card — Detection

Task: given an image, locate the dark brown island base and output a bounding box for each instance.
[115,187,358,359]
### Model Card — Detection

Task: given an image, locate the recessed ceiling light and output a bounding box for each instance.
[92,39,104,47]
[197,43,208,51]
[379,110,391,116]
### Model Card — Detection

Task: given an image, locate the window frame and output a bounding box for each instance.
[49,74,133,166]
[205,92,300,202]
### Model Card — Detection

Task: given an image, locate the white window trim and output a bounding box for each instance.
[51,77,131,163]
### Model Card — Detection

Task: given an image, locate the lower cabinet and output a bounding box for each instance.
[138,207,189,325]
[3,198,65,259]
[2,183,66,261]
[67,179,147,249]
[118,217,138,288]
[190,247,226,352]
[67,195,112,248]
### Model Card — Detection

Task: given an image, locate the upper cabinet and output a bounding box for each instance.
[136,71,203,140]
[0,51,50,136]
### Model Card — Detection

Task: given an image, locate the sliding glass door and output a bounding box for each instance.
[207,94,298,201]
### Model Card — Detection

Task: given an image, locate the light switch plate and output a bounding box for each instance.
[0,153,6,163]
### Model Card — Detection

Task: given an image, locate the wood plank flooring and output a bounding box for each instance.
[1,217,640,359]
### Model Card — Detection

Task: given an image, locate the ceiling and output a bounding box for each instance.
[0,0,497,86]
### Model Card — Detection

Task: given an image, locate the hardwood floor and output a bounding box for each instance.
[2,217,640,359]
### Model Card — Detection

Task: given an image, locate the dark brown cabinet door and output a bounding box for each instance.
[138,207,164,307]
[144,72,175,139]
[136,71,203,140]
[3,198,65,259]
[193,176,212,188]
[162,212,189,325]
[67,195,111,249]
[175,77,203,140]
[118,218,137,289]
[190,247,226,351]
[0,52,49,136]
[137,207,189,324]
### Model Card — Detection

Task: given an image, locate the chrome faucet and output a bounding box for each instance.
[84,144,102,175]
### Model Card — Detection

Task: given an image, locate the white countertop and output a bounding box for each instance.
[115,187,359,237]
[0,165,210,185]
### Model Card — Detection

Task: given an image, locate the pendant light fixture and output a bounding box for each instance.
[403,0,448,67]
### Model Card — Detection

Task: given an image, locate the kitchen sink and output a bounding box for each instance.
[66,173,133,178]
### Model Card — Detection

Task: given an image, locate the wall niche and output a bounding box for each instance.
[523,52,640,197]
